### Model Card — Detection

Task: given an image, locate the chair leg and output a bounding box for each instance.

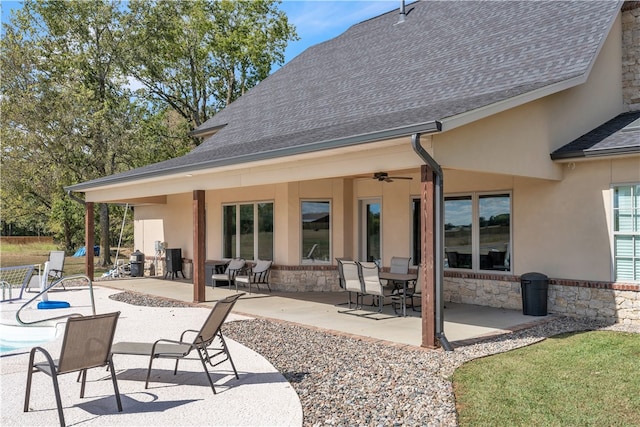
[51,371,65,427]
[218,332,239,380]
[107,358,123,412]
[197,349,217,395]
[145,355,155,389]
[79,367,87,398]
[24,350,36,413]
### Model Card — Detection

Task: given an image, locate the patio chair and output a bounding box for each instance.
[380,256,410,291]
[403,266,423,312]
[47,250,66,282]
[357,261,390,313]
[234,260,272,294]
[211,258,245,288]
[24,312,122,427]
[0,264,35,302]
[110,293,243,395]
[338,259,362,309]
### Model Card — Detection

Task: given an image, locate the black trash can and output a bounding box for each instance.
[520,272,549,316]
[129,250,145,277]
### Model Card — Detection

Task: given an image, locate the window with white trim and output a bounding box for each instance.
[613,184,640,282]
[222,202,273,261]
[444,193,511,272]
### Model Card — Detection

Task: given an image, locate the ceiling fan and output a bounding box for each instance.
[372,172,413,182]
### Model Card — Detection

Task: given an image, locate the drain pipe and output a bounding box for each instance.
[66,190,85,205]
[411,132,453,352]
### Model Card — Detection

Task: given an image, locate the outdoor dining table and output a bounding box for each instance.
[378,271,417,317]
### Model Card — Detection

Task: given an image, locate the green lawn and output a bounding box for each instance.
[453,331,640,426]
[0,242,110,278]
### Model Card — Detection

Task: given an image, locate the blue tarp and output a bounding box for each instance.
[72,246,100,257]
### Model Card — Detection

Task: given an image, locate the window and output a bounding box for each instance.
[223,202,273,261]
[360,199,381,262]
[444,193,511,271]
[411,198,421,265]
[613,185,640,282]
[301,201,331,264]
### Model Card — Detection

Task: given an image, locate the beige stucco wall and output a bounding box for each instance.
[432,13,623,180]
[133,153,639,282]
[128,13,632,286]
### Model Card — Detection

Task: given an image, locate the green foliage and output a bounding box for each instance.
[0,0,297,254]
[453,331,640,426]
[125,0,297,130]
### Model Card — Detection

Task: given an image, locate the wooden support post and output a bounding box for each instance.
[85,202,95,280]
[420,165,437,348]
[193,190,206,302]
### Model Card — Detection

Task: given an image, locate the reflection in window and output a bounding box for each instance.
[223,202,273,261]
[444,196,473,269]
[479,194,511,271]
[301,201,331,264]
[223,205,236,258]
[613,185,639,282]
[364,201,381,262]
[258,203,274,260]
[239,204,254,259]
[444,193,511,271]
[412,199,421,265]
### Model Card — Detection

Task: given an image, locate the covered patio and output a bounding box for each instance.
[99,277,553,347]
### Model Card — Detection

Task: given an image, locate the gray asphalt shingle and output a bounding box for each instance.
[551,111,640,160]
[67,0,622,190]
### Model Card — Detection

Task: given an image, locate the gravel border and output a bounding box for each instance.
[109,291,640,426]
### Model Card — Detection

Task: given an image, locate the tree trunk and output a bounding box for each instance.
[99,202,111,267]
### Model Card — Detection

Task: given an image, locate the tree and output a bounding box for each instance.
[1,0,297,268]
[1,0,138,265]
[125,0,297,136]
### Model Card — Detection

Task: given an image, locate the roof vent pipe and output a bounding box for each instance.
[398,0,406,24]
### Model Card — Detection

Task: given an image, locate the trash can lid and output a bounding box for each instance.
[521,272,548,280]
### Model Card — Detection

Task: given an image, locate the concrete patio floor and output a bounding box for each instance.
[99,276,552,348]
[0,286,302,426]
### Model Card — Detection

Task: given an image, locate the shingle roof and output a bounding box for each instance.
[551,111,640,160]
[67,0,622,191]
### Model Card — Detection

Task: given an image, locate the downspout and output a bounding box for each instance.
[66,190,86,206]
[411,132,453,352]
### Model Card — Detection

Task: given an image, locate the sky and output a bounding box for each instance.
[0,0,401,66]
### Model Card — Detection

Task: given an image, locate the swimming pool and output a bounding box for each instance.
[0,323,59,354]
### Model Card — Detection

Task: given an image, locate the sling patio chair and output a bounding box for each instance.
[234,260,272,294]
[357,261,393,313]
[111,293,243,395]
[211,258,245,288]
[47,250,66,282]
[337,259,363,310]
[24,311,122,427]
[379,256,410,291]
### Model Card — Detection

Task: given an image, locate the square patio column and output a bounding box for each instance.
[193,190,206,302]
[420,165,437,348]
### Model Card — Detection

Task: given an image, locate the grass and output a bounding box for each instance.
[0,242,112,278]
[453,331,640,426]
